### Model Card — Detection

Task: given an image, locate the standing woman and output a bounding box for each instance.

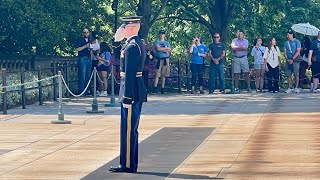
[299,36,311,88]
[251,37,266,92]
[189,35,208,94]
[263,38,281,93]
[96,42,112,96]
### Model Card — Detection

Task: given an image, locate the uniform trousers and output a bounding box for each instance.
[120,102,143,170]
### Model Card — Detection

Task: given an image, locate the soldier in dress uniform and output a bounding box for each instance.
[109,16,147,173]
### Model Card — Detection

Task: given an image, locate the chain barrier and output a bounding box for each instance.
[96,72,104,84]
[61,70,94,98]
[113,75,121,85]
[0,75,58,90]
[96,71,113,84]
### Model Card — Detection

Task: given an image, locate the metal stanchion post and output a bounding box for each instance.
[87,67,104,113]
[2,69,7,115]
[227,61,236,94]
[105,65,118,107]
[51,71,71,124]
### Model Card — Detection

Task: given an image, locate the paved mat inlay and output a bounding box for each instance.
[82,127,214,180]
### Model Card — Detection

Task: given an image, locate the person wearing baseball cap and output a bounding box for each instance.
[152,29,172,94]
[284,29,302,93]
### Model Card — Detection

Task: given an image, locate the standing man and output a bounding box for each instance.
[284,30,302,93]
[308,31,320,93]
[76,28,91,95]
[152,30,172,94]
[208,33,226,94]
[231,30,251,93]
[109,16,147,173]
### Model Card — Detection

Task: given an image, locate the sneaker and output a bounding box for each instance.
[235,88,240,93]
[100,91,108,97]
[199,90,205,94]
[161,88,165,94]
[285,89,292,93]
[293,88,300,93]
[220,89,225,94]
[274,90,279,93]
[96,90,100,96]
[313,89,318,93]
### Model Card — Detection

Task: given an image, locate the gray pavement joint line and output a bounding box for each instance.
[0,123,119,177]
[82,115,107,125]
[223,93,275,171]
[205,94,253,141]
[0,114,25,122]
[169,95,252,177]
[214,93,262,178]
[0,129,70,170]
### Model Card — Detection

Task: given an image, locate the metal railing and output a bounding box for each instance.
[0,63,78,114]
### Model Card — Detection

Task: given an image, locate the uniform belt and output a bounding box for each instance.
[120,72,143,77]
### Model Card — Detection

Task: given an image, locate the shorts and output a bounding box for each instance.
[311,62,320,79]
[155,58,170,77]
[97,65,110,72]
[254,64,265,70]
[233,56,249,73]
[285,62,300,76]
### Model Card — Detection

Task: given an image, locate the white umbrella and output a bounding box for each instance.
[291,23,320,36]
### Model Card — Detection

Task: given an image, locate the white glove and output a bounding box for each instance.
[122,103,132,109]
[114,27,124,42]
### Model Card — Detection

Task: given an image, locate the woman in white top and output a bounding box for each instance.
[251,37,266,92]
[263,38,281,93]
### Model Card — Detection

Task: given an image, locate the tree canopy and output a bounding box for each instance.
[1,0,320,58]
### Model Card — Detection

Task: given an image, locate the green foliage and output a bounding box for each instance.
[1,0,320,58]
[0,0,115,56]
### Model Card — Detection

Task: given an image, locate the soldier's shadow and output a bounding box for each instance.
[136,171,222,179]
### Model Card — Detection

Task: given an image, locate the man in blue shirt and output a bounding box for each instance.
[284,30,302,93]
[208,33,226,94]
[308,31,320,93]
[189,35,207,94]
[76,28,91,95]
[152,30,172,94]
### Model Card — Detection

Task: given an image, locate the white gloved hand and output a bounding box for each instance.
[114,27,124,42]
[122,103,132,109]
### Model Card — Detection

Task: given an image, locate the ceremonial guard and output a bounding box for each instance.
[109,16,147,173]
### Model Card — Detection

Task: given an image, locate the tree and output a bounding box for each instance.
[161,0,233,43]
[0,0,114,56]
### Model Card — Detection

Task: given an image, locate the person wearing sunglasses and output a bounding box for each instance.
[76,28,91,95]
[208,33,226,94]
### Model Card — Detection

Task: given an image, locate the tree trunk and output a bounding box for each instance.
[208,0,229,43]
[137,0,152,41]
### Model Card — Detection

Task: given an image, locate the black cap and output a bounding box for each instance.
[120,16,142,26]
[159,30,166,34]
[287,29,294,34]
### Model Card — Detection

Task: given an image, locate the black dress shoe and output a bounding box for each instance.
[109,165,137,173]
